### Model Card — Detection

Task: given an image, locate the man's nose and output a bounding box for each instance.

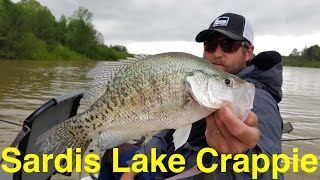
[212,45,224,58]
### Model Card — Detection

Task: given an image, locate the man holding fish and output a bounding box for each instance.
[34,12,283,180]
[119,13,283,180]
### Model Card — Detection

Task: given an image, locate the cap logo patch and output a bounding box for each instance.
[213,16,229,27]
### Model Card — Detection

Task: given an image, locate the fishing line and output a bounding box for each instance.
[282,137,320,141]
[0,119,22,127]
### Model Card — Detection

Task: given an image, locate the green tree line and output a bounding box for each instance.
[0,0,131,60]
[283,45,320,68]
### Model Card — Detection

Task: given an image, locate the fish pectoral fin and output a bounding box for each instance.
[151,100,189,113]
[173,124,192,150]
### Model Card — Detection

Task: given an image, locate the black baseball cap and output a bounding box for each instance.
[195,13,254,44]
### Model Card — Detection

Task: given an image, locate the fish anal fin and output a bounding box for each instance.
[173,124,192,150]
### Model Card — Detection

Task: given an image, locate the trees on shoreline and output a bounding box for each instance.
[1,0,319,67]
[283,45,320,68]
[0,0,130,60]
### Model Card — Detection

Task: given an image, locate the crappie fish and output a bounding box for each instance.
[36,52,255,155]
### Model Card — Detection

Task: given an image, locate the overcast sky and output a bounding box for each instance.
[15,0,320,56]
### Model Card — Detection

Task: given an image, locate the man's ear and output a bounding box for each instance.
[246,45,254,62]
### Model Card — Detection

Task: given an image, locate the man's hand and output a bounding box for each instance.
[205,106,260,155]
[120,169,137,180]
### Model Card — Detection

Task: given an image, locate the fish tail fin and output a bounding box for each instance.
[35,117,91,157]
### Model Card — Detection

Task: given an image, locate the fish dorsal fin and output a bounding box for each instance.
[83,55,149,102]
[173,124,192,150]
[118,54,149,63]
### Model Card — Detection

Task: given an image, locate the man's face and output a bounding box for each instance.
[203,34,254,74]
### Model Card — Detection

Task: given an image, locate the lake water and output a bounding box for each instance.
[0,60,319,179]
[279,66,320,179]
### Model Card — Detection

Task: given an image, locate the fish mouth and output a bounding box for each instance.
[229,81,255,121]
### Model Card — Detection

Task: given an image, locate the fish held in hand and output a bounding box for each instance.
[36,52,255,155]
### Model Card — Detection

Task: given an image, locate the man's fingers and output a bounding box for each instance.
[217,107,247,136]
[215,115,236,144]
[216,115,257,154]
[205,113,216,129]
[217,107,260,146]
[244,111,258,127]
[245,127,261,148]
[215,117,243,153]
[120,169,137,180]
[205,114,230,153]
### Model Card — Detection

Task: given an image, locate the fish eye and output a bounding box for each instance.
[224,78,233,87]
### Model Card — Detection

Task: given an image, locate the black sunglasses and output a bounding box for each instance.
[204,38,248,53]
